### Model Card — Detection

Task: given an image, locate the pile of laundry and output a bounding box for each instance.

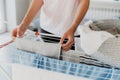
[14,19,120,69]
[78,19,120,68]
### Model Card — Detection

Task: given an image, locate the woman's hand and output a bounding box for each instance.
[12,0,44,40]
[60,28,75,51]
[60,0,89,50]
[12,24,27,40]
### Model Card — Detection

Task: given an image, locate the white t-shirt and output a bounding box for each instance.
[40,0,80,36]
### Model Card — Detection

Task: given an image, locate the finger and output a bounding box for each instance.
[16,28,20,37]
[60,35,66,44]
[17,28,23,37]
[12,28,17,39]
[62,45,72,51]
[62,40,74,51]
[62,42,73,51]
[62,46,70,51]
[12,32,17,38]
[62,38,74,48]
[17,30,22,37]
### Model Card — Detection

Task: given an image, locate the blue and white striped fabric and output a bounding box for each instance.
[1,43,120,80]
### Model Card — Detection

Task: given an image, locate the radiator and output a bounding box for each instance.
[85,0,120,20]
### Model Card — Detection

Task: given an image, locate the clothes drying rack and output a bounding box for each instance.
[0,41,120,80]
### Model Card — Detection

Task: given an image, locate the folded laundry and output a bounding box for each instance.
[78,21,115,55]
[92,36,120,68]
[77,20,120,68]
[1,44,120,80]
[15,30,61,59]
[90,19,120,35]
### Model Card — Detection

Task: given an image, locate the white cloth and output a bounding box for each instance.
[78,21,115,55]
[15,38,61,59]
[40,0,79,36]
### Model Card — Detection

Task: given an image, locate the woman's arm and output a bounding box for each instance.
[12,0,43,38]
[21,0,44,27]
[60,0,90,51]
[70,0,90,33]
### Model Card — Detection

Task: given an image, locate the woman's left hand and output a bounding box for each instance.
[60,29,75,51]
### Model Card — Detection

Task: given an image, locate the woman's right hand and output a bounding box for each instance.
[12,24,27,40]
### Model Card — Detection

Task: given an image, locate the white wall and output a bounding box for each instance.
[6,0,29,31]
[15,0,29,24]
[6,0,17,31]
[0,0,6,33]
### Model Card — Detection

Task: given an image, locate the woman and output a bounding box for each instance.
[12,0,90,51]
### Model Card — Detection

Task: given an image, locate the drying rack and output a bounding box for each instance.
[0,41,120,80]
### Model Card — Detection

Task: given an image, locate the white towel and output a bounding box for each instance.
[15,38,61,59]
[78,21,115,55]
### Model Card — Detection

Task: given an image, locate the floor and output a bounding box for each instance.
[0,32,12,80]
[0,64,12,80]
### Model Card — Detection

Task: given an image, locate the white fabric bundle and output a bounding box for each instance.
[15,37,61,59]
[92,36,120,68]
[77,21,120,68]
[78,21,115,55]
